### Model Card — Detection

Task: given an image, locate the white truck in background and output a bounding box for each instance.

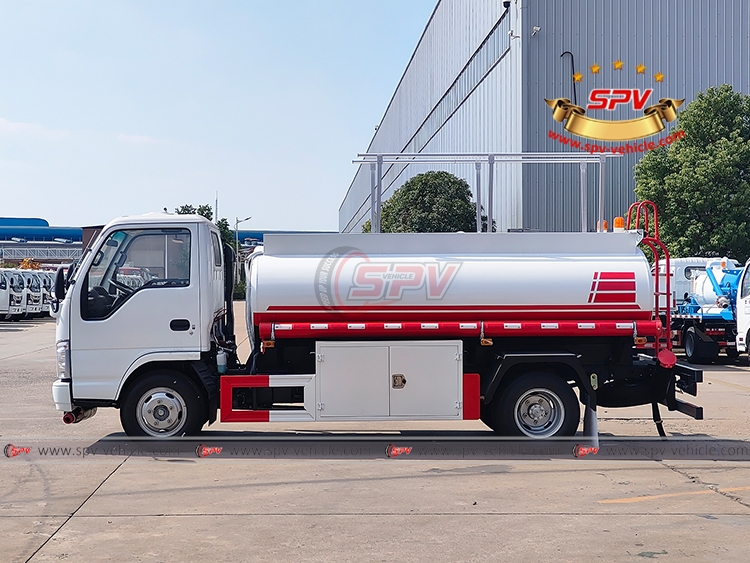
[50,205,703,439]
[20,270,43,318]
[2,269,28,321]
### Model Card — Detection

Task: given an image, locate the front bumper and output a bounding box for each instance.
[52,379,73,412]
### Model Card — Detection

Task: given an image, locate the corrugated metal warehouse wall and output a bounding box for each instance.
[340,0,750,233]
[522,0,750,231]
[339,0,512,232]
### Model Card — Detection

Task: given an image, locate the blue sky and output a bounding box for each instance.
[0,0,435,229]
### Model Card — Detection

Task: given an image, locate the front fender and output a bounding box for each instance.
[115,351,202,400]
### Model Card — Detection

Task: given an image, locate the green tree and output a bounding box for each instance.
[634,84,750,261]
[361,171,494,233]
[175,204,235,248]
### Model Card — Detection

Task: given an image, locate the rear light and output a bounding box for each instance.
[56,340,70,379]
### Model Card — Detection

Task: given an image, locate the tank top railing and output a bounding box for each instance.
[627,201,672,356]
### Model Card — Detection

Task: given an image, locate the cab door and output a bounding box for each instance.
[69,225,201,400]
[736,261,750,352]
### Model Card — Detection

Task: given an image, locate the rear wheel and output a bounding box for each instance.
[490,372,580,438]
[120,371,207,437]
[684,327,700,363]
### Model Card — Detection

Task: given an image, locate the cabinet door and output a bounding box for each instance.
[318,345,390,418]
[389,344,461,417]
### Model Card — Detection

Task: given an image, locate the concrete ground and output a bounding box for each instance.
[2,306,750,562]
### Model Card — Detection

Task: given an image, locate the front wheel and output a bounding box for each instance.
[490,372,580,438]
[120,371,207,437]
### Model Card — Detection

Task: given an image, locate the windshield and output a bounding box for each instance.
[11,274,24,291]
[25,274,41,292]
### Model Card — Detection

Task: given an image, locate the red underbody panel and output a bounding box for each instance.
[462,373,480,420]
[220,375,270,423]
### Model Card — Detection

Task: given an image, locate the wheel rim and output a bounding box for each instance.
[513,388,565,438]
[136,387,187,437]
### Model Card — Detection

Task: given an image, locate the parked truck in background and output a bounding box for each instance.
[669,258,743,363]
[50,203,703,439]
[3,270,27,321]
[20,270,43,318]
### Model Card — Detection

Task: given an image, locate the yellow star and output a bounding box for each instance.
[613,59,624,70]
[573,72,583,82]
[590,63,600,74]
[635,63,646,74]
[654,71,665,82]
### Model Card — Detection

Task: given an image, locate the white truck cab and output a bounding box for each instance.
[40,272,53,316]
[20,271,43,317]
[734,259,750,353]
[5,270,27,320]
[53,214,228,434]
[0,271,10,318]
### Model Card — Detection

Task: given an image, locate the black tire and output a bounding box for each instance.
[726,347,740,360]
[120,370,207,437]
[684,327,700,363]
[489,372,580,438]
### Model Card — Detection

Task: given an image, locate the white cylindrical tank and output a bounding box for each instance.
[690,259,734,307]
[246,232,654,328]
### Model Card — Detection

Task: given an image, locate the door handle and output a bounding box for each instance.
[170,319,191,332]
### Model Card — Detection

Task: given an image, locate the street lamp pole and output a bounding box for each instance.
[234,215,252,282]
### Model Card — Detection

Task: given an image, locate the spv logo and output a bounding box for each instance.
[587,89,653,111]
[315,246,462,310]
[545,59,683,141]
[349,262,460,301]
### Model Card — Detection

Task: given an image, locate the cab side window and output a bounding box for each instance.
[742,267,750,299]
[82,228,191,320]
[0,274,6,291]
[211,232,223,268]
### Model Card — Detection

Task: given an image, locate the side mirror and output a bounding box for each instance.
[54,267,66,301]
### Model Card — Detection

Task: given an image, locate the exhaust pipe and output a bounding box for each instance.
[62,407,97,424]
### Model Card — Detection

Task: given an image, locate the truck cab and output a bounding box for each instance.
[5,270,27,320]
[40,272,53,317]
[53,213,229,435]
[20,271,43,318]
[735,259,750,353]
[0,271,9,318]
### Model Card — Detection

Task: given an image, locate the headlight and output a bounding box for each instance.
[56,340,70,379]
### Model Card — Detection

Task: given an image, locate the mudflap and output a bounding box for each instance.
[190,361,220,425]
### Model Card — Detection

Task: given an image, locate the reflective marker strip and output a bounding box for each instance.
[384,323,402,329]
[460,323,478,329]
[616,323,634,329]
[275,324,293,330]
[578,323,596,329]
[504,323,522,329]
[348,323,365,329]
[310,324,328,330]
[541,323,559,329]
[421,323,439,329]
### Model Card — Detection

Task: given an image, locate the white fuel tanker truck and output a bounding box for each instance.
[51,204,702,439]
